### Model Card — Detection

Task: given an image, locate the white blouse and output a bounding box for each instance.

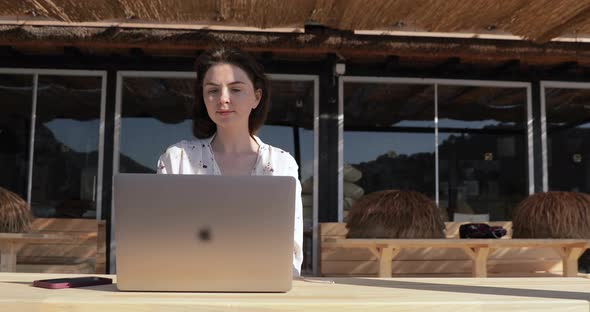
[156,134,304,276]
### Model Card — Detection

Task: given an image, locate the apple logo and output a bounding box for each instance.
[197,227,211,242]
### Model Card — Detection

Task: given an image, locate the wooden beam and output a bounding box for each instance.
[384,55,400,72]
[3,26,590,66]
[495,59,520,74]
[0,45,22,57]
[548,61,579,74]
[129,47,145,57]
[63,46,83,58]
[433,57,461,73]
[259,51,274,65]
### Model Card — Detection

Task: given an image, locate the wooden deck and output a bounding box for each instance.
[1,273,590,311]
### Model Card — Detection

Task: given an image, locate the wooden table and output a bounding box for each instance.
[0,233,89,272]
[2,273,590,311]
[322,238,590,278]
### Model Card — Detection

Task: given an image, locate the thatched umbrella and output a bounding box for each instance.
[512,191,590,238]
[346,190,445,239]
[0,187,32,233]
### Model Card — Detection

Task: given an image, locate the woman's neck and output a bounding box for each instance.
[211,127,258,153]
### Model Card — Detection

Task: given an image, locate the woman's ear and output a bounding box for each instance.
[253,89,262,109]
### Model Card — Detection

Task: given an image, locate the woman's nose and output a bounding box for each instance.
[219,87,230,104]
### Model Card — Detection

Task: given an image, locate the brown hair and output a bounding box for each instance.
[192,47,270,139]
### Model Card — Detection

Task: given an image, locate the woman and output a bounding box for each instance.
[157,47,303,276]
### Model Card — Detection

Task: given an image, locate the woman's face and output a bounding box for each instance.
[202,63,262,131]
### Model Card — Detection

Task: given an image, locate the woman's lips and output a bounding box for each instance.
[217,110,234,116]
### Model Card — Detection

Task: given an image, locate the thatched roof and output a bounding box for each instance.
[3,0,590,43]
[2,1,590,65]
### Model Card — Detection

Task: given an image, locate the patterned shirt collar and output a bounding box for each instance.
[206,133,267,150]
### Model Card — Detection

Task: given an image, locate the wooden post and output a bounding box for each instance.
[0,242,18,272]
[378,247,400,278]
[559,247,585,277]
[473,248,490,278]
[463,247,489,278]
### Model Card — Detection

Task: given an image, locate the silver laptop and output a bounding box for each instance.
[113,174,295,292]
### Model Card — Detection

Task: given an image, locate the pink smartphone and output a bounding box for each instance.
[33,276,113,289]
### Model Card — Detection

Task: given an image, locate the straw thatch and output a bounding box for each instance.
[346,189,445,239]
[0,187,32,233]
[512,191,590,238]
[3,0,590,43]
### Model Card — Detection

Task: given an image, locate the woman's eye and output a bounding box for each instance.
[231,88,241,92]
[207,89,218,94]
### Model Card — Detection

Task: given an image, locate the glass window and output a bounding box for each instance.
[258,125,294,155]
[343,82,436,219]
[259,79,315,275]
[119,77,194,174]
[298,128,314,185]
[545,88,590,193]
[0,74,33,200]
[438,86,528,221]
[31,75,103,218]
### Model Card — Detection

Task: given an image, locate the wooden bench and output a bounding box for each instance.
[12,218,106,274]
[320,222,590,277]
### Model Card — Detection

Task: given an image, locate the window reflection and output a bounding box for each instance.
[298,128,314,182]
[31,75,102,218]
[257,125,295,156]
[343,83,436,220]
[438,86,528,221]
[119,78,194,173]
[545,88,590,193]
[264,79,315,275]
[0,74,32,200]
[267,80,315,129]
[343,82,529,222]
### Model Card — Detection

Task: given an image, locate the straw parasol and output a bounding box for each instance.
[0,187,32,233]
[512,191,590,238]
[346,189,445,239]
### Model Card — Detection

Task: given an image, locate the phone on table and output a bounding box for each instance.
[33,276,113,289]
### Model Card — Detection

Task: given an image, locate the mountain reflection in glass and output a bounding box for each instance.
[343,83,436,221]
[31,75,102,218]
[0,74,33,201]
[438,86,528,221]
[343,82,528,222]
